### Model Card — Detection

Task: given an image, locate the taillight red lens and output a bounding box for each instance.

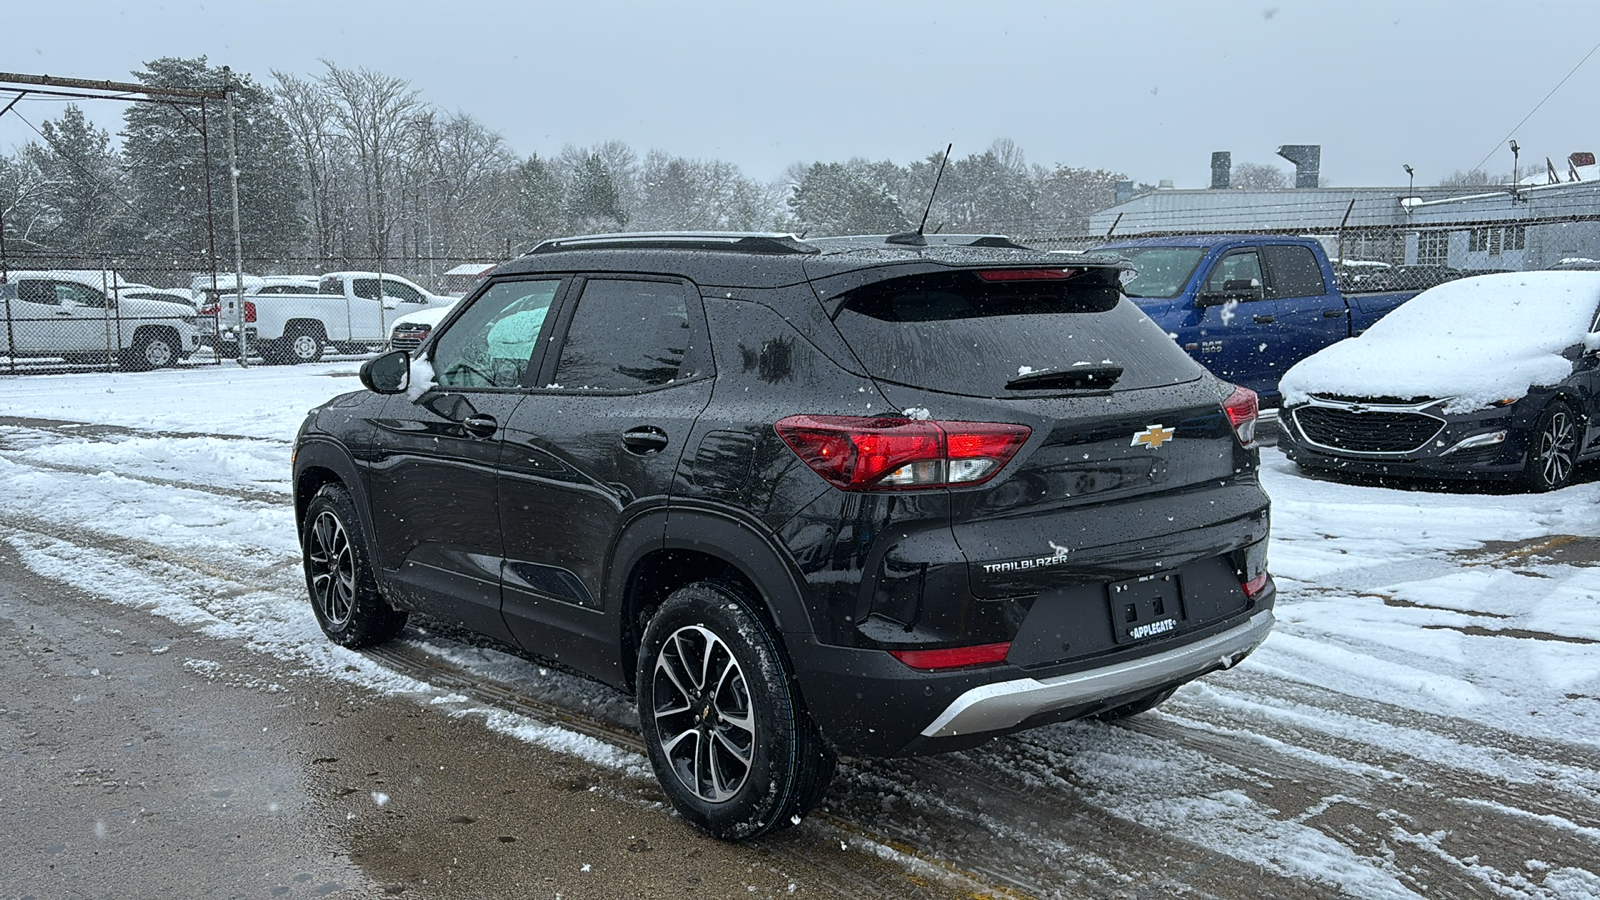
[1223,386,1259,448]
[775,415,1030,491]
[890,642,1011,670]
[975,268,1076,281]
[198,303,219,316]
[243,301,257,323]
[1242,571,1269,600]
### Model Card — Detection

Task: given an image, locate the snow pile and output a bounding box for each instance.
[1281,272,1600,412]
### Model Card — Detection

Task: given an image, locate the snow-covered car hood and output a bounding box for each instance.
[1281,272,1600,413]
[391,303,456,330]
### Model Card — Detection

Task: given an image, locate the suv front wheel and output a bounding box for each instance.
[302,484,407,647]
[636,582,835,839]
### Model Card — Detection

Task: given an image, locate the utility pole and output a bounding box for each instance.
[224,67,248,367]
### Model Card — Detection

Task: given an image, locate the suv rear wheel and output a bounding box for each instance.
[636,582,835,839]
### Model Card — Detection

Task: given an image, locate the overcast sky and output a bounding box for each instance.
[6,0,1600,189]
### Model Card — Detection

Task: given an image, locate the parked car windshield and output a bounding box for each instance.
[833,270,1204,396]
[1105,247,1207,299]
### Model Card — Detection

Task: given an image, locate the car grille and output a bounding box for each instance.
[1293,406,1444,453]
[390,326,431,351]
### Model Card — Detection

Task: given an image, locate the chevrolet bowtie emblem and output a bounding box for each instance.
[1131,424,1175,449]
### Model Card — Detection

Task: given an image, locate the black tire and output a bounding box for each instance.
[1093,686,1177,721]
[270,325,326,365]
[301,483,407,647]
[122,330,178,371]
[636,582,835,840]
[1519,400,1580,492]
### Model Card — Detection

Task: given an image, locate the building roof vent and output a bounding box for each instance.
[1211,151,1231,189]
[1276,144,1321,188]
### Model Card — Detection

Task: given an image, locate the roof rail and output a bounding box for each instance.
[809,234,1032,250]
[527,232,818,255]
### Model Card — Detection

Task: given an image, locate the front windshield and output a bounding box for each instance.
[1108,247,1207,299]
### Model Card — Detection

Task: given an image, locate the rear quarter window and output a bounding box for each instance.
[832,270,1204,397]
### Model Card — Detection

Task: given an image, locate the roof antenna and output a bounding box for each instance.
[888,143,952,246]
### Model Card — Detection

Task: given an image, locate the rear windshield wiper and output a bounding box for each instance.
[1005,364,1123,391]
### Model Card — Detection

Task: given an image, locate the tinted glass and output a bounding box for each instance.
[553,279,691,391]
[833,271,1203,397]
[431,279,560,389]
[351,278,382,300]
[18,281,56,304]
[1263,245,1327,298]
[1110,247,1206,299]
[382,280,424,303]
[1204,251,1263,294]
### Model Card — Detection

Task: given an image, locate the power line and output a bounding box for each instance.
[1470,35,1600,175]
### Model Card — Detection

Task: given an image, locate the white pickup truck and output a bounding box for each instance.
[207,271,453,364]
[1,270,201,370]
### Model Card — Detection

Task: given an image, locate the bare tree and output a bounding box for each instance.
[1231,162,1291,189]
[272,70,346,267]
[318,62,423,261]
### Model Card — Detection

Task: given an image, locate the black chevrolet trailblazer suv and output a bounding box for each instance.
[292,232,1275,839]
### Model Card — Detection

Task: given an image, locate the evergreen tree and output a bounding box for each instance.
[513,153,566,248]
[21,105,126,255]
[121,57,304,263]
[788,161,907,236]
[566,153,627,231]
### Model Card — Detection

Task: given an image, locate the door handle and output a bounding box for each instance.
[55,310,75,316]
[1323,308,1346,318]
[621,426,670,455]
[1252,314,1276,324]
[462,414,498,438]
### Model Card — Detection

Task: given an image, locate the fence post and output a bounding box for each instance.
[225,70,248,368]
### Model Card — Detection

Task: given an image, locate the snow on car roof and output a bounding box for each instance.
[1281,271,1600,412]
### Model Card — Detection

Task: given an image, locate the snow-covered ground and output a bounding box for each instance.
[1,363,1597,899]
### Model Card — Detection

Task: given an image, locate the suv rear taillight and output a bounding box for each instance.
[890,642,1011,670]
[1223,386,1258,448]
[775,415,1030,491]
[243,301,257,323]
[198,302,219,317]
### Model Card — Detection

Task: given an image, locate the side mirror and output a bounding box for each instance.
[360,349,412,394]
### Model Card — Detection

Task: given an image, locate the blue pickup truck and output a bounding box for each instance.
[1093,235,1421,404]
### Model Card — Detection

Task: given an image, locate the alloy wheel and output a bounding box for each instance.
[144,339,174,368]
[651,624,755,803]
[291,334,321,361]
[307,510,356,627]
[1537,408,1577,488]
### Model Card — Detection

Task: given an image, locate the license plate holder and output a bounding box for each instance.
[1108,573,1186,644]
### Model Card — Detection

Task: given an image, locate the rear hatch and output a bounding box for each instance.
[824,265,1269,665]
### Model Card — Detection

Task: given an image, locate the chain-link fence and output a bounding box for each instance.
[1023,179,1600,291]
[0,254,498,373]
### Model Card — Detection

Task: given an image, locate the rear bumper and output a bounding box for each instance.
[920,609,1272,739]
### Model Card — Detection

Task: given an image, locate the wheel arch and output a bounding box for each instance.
[293,437,377,545]
[609,507,814,692]
[285,318,328,338]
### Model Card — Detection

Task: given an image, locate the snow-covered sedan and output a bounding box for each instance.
[1278,271,1600,491]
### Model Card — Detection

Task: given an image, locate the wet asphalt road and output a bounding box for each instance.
[0,544,973,900]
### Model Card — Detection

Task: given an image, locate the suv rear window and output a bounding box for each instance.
[833,271,1203,397]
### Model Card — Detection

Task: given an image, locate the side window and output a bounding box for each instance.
[1205,251,1264,297]
[1262,245,1328,299]
[17,280,57,305]
[352,278,383,301]
[319,277,342,295]
[431,279,560,389]
[381,280,424,303]
[552,280,691,391]
[59,282,109,308]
